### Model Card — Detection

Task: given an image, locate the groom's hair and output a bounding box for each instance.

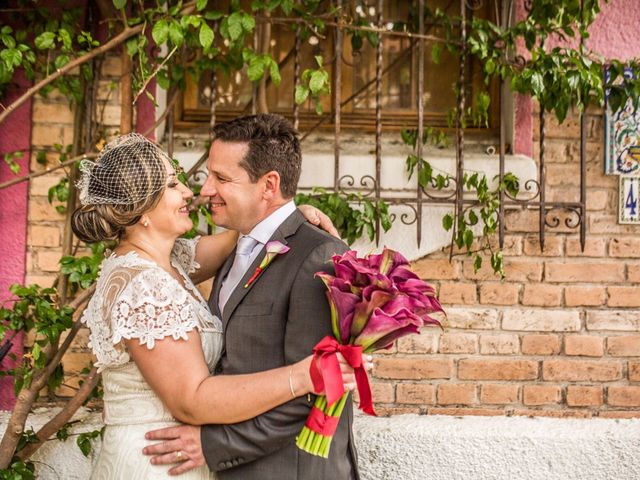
[212,114,301,198]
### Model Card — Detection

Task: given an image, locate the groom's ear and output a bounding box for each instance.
[262,170,281,200]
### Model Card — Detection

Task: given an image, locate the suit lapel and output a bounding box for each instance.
[221,210,306,325]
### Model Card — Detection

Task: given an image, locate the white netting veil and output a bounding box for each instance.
[77,133,171,207]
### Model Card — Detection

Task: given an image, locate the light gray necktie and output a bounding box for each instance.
[219,235,258,312]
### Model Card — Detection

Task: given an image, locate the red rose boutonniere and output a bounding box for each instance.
[244,241,290,288]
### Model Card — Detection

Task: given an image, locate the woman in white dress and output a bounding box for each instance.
[71,134,357,479]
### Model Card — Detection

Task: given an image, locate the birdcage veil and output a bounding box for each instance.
[77,133,171,207]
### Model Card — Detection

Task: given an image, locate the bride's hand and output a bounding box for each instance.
[297,204,340,238]
[297,353,374,396]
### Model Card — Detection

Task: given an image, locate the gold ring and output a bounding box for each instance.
[176,450,183,461]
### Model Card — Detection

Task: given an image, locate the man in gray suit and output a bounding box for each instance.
[144,114,359,479]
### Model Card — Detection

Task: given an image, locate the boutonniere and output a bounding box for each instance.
[244,241,290,288]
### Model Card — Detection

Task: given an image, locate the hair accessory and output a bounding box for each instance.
[76,133,171,207]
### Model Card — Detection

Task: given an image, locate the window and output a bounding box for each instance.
[178,1,498,132]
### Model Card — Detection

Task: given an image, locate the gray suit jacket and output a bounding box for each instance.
[202,210,359,480]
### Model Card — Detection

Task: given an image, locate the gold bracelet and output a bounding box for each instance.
[288,367,296,398]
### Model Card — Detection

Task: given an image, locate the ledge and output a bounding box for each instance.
[3,409,639,479]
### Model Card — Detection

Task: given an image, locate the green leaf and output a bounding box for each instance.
[247,57,264,82]
[199,23,214,49]
[309,70,325,94]
[152,20,169,45]
[113,0,127,9]
[268,59,281,86]
[35,31,55,50]
[431,43,441,64]
[473,255,482,272]
[0,48,19,68]
[168,21,184,46]
[442,213,453,231]
[294,85,309,104]
[205,11,224,20]
[196,0,208,11]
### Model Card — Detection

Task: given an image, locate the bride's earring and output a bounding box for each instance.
[142,218,149,227]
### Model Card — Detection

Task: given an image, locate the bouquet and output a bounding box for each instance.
[296,248,444,458]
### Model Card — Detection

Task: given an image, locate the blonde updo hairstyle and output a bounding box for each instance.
[71,134,170,243]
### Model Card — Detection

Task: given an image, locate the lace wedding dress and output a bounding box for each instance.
[82,238,222,479]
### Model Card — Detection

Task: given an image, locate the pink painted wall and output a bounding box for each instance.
[0,71,31,409]
[514,0,640,156]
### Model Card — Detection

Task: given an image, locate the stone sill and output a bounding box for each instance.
[4,409,639,480]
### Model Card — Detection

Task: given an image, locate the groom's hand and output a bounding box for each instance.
[143,425,205,475]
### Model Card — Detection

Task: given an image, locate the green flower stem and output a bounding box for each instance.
[296,392,350,457]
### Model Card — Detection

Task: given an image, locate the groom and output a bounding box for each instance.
[144,114,359,479]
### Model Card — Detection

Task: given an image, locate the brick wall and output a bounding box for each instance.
[369,103,640,418]
[24,58,123,396]
[22,69,640,416]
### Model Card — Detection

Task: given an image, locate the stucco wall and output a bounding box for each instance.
[0,71,30,409]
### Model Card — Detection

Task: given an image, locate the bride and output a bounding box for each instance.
[72,134,359,479]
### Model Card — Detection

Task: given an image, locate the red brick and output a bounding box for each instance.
[504,209,538,233]
[566,386,603,407]
[629,361,640,381]
[33,101,74,124]
[29,174,66,197]
[28,225,61,248]
[428,407,504,416]
[590,215,638,235]
[608,287,640,307]
[599,411,640,419]
[522,284,562,306]
[24,274,56,288]
[37,250,62,272]
[502,309,580,332]
[375,406,421,416]
[480,384,519,404]
[412,258,458,280]
[522,335,561,355]
[439,333,477,354]
[629,264,640,283]
[587,311,640,331]
[523,385,561,406]
[564,335,604,357]
[29,197,65,221]
[607,336,640,356]
[546,164,579,187]
[545,262,625,283]
[565,286,606,307]
[542,359,622,381]
[463,259,543,282]
[374,357,453,380]
[565,237,607,257]
[458,359,538,380]
[610,238,640,258]
[586,189,611,211]
[607,386,640,407]
[437,383,477,405]
[523,236,563,256]
[397,331,439,354]
[479,283,519,305]
[444,308,499,330]
[479,334,519,355]
[438,283,477,304]
[396,383,434,405]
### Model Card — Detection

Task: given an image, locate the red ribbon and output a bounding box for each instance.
[304,406,341,436]
[309,336,376,416]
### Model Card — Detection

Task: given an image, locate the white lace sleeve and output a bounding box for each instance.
[111,268,199,350]
[171,236,201,274]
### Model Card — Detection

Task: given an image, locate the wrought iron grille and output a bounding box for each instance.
[170,0,587,252]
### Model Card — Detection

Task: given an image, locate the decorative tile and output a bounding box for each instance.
[605,69,640,175]
[619,176,640,224]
